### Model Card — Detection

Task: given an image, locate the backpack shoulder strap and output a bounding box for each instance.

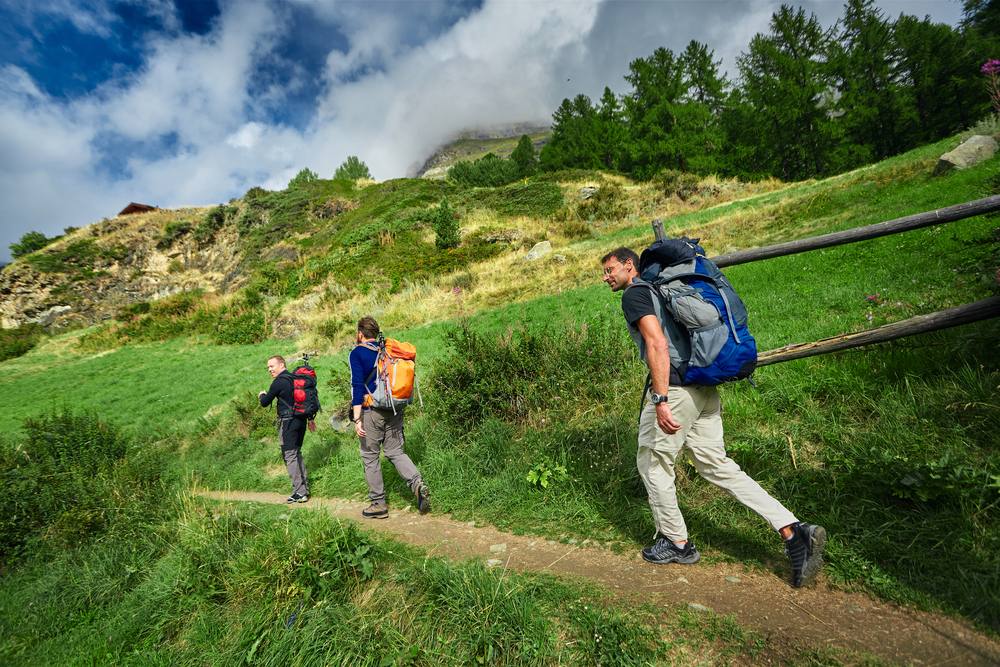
[357,342,381,384]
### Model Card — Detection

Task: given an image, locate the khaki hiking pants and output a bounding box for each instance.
[637,385,797,543]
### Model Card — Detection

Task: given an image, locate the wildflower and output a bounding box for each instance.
[542,418,546,423]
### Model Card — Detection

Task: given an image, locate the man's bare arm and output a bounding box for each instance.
[636,313,681,434]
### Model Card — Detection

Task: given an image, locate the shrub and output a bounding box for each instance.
[0,323,46,362]
[334,156,372,180]
[289,168,319,189]
[0,410,167,557]
[244,186,270,200]
[194,205,234,246]
[577,182,628,221]
[472,181,565,217]
[9,231,50,259]
[155,222,192,249]
[653,169,701,200]
[433,197,460,249]
[448,153,520,188]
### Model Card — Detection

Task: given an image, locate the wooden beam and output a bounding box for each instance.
[756,296,1000,367]
[711,194,1000,268]
[652,218,666,241]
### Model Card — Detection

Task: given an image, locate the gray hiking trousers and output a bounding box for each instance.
[359,408,423,505]
[278,416,309,497]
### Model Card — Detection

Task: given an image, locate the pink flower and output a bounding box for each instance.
[983,59,1000,73]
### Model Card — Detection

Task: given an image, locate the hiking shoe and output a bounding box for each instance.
[286,493,308,504]
[642,538,701,565]
[786,522,827,587]
[416,482,430,514]
[362,503,388,519]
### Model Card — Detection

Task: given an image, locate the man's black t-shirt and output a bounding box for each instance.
[622,283,656,327]
[622,283,686,386]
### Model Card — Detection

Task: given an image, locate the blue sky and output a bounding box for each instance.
[0,0,963,263]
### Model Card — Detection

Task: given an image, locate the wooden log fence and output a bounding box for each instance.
[756,296,1000,366]
[649,194,1000,367]
[708,194,1000,269]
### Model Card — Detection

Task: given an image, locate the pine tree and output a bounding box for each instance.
[509,135,538,178]
[334,156,372,180]
[736,5,839,180]
[830,0,908,163]
[539,95,603,172]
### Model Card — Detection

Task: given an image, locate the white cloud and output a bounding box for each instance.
[0,0,965,262]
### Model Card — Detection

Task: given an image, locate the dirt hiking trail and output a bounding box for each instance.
[197,490,1000,666]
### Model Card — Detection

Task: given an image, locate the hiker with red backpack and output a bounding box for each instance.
[602,243,826,588]
[259,354,319,504]
[350,316,430,518]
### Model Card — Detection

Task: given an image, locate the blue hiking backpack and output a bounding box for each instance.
[634,237,757,386]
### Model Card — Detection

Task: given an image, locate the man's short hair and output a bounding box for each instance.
[357,316,380,339]
[268,355,286,367]
[601,247,639,268]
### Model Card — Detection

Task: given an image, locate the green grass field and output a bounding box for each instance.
[1,135,998,665]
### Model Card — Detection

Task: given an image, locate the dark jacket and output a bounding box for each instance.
[260,370,297,419]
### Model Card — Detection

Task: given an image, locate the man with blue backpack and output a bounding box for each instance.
[601,242,826,588]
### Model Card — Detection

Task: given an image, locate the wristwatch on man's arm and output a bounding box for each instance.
[649,392,670,404]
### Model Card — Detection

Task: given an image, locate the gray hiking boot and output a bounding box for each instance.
[786,522,827,587]
[642,538,701,565]
[416,482,430,514]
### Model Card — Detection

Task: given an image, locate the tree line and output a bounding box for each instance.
[538,0,998,182]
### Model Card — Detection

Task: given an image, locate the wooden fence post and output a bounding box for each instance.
[652,218,666,241]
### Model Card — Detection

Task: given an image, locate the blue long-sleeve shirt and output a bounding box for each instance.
[349,344,379,406]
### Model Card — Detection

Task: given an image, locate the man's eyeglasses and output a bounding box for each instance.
[603,260,625,275]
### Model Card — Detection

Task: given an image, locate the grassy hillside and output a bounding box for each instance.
[1,132,999,665]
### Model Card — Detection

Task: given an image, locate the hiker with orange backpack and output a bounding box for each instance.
[350,316,430,518]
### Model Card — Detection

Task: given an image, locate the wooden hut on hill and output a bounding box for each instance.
[118,203,159,216]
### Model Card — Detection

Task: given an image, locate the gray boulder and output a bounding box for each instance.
[36,305,72,326]
[524,241,552,261]
[933,135,998,175]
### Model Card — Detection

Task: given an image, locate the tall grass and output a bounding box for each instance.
[0,417,770,666]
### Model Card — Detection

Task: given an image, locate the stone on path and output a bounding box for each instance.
[725,576,742,584]
[490,543,507,553]
[688,603,712,612]
[485,559,503,568]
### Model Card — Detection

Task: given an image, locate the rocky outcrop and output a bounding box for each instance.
[0,208,248,329]
[933,135,999,175]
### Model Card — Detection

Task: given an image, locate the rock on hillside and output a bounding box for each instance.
[0,209,246,329]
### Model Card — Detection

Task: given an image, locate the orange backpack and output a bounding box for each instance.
[362,337,421,413]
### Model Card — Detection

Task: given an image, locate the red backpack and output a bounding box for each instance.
[283,355,322,419]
